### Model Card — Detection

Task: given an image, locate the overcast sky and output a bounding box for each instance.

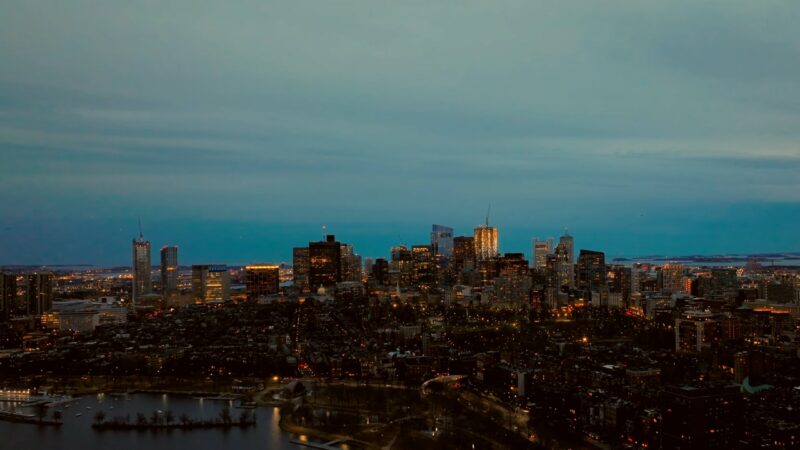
[1,1,799,265]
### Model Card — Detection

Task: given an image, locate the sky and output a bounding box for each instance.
[1,1,799,266]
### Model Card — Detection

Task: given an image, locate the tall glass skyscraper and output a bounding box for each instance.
[474,225,499,261]
[160,245,179,302]
[430,224,454,264]
[532,237,553,270]
[132,232,152,306]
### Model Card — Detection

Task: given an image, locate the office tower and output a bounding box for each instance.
[26,272,54,316]
[160,246,179,302]
[430,224,454,264]
[532,237,553,270]
[363,257,374,277]
[244,264,280,300]
[474,225,499,261]
[577,249,606,292]
[554,246,574,290]
[0,273,16,321]
[411,245,436,289]
[132,231,152,306]
[309,235,341,289]
[293,247,310,291]
[191,265,230,303]
[371,258,389,285]
[661,384,742,449]
[557,232,574,264]
[494,255,532,310]
[390,245,413,287]
[659,263,685,294]
[607,265,632,306]
[452,236,475,273]
[340,244,362,282]
[631,263,645,295]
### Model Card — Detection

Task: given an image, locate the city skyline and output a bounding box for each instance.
[2,2,800,266]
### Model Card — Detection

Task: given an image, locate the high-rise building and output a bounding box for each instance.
[577,249,606,293]
[390,245,413,287]
[430,224,454,264]
[132,231,152,306]
[160,246,179,302]
[474,225,499,261]
[26,272,54,316]
[340,244,362,282]
[370,258,389,285]
[0,273,16,321]
[309,235,341,289]
[452,236,475,274]
[557,232,574,265]
[244,264,280,300]
[411,245,436,289]
[659,263,685,294]
[191,265,230,303]
[532,237,553,270]
[293,247,310,291]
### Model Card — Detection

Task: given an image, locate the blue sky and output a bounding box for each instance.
[1,1,799,265]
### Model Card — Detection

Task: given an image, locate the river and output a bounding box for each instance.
[0,393,301,450]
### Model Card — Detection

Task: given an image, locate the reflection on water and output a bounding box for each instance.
[0,394,299,450]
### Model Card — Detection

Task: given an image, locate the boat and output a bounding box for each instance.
[75,413,82,417]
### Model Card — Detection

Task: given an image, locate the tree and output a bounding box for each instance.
[150,410,161,425]
[136,412,147,426]
[164,410,174,425]
[52,409,63,422]
[179,413,190,425]
[238,410,251,424]
[35,404,47,422]
[94,410,106,424]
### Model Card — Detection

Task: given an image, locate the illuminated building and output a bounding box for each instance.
[411,245,435,289]
[473,225,498,261]
[293,247,310,291]
[577,249,606,293]
[659,263,685,294]
[132,231,152,305]
[675,310,720,352]
[340,244,362,282]
[370,258,389,285]
[390,245,413,287]
[244,264,280,300]
[532,237,553,270]
[26,272,53,316]
[557,232,574,265]
[430,224,454,264]
[160,246,179,302]
[309,235,341,289]
[0,273,15,321]
[192,264,230,303]
[660,384,741,449]
[452,236,475,274]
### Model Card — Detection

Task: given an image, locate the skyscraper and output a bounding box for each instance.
[309,235,342,289]
[0,273,16,321]
[132,231,152,306]
[293,247,310,291]
[577,249,606,293]
[557,232,574,265]
[532,237,553,270]
[192,264,230,303]
[474,225,499,261]
[26,272,53,316]
[244,264,280,300]
[160,246,179,302]
[452,236,476,273]
[430,224,454,264]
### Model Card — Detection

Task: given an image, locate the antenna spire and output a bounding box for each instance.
[485,204,491,227]
[138,217,143,239]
